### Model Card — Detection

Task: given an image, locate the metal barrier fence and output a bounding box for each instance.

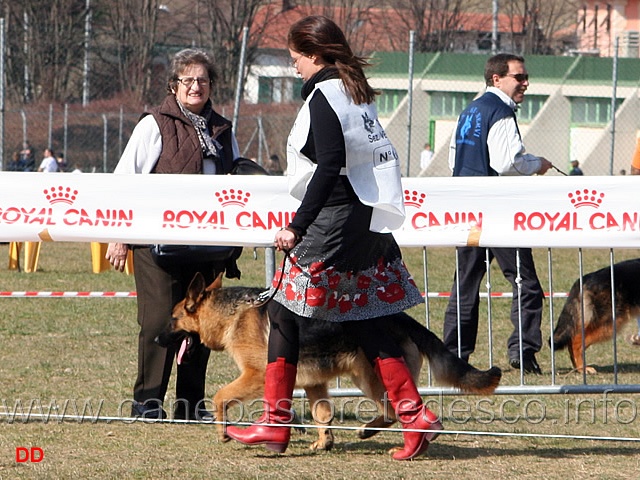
[325,247,640,400]
[4,244,639,398]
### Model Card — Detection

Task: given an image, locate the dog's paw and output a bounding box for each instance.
[357,417,395,439]
[308,428,334,451]
[387,445,403,456]
[356,427,375,440]
[572,365,598,375]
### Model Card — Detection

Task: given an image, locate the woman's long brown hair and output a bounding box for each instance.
[288,15,379,105]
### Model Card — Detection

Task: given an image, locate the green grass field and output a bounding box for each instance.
[1,242,639,479]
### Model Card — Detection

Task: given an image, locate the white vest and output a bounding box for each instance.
[287,79,405,232]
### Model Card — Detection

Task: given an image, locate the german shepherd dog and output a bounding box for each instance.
[159,272,502,451]
[552,258,640,374]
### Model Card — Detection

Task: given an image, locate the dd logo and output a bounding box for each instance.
[15,447,44,463]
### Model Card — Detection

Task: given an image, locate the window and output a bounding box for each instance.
[258,76,303,104]
[430,92,476,118]
[376,89,406,116]
[517,95,547,123]
[429,92,546,122]
[570,97,623,125]
[477,32,495,51]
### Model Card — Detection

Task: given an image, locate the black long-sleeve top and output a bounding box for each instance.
[288,68,358,237]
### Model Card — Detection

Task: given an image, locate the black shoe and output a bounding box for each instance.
[509,355,542,375]
[173,406,214,422]
[131,400,167,419]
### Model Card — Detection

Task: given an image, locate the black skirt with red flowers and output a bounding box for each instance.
[270,200,424,322]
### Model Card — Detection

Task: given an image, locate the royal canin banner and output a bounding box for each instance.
[0,172,638,249]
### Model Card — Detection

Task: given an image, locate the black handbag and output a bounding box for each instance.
[230,157,270,175]
[150,244,240,271]
[149,158,267,273]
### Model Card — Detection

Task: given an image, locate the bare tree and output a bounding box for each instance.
[494,0,581,54]
[284,0,384,55]
[88,0,272,104]
[384,0,471,53]
[0,0,584,107]
[90,0,161,103]
[1,0,87,103]
[385,0,579,55]
[197,0,267,103]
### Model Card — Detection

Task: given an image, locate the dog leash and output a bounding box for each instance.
[552,164,568,176]
[253,249,292,308]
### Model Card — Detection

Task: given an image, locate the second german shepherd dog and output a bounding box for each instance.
[552,258,640,374]
[160,272,502,451]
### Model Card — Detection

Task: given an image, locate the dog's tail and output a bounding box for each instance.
[396,313,501,395]
[551,280,581,351]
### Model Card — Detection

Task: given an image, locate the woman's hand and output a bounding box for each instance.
[106,243,129,272]
[274,228,298,252]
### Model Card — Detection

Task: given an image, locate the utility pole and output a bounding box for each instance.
[492,0,499,54]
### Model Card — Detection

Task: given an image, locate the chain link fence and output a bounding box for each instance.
[1,102,299,173]
[2,50,636,178]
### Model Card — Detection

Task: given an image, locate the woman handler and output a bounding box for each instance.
[226,15,443,460]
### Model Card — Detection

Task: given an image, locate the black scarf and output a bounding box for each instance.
[301,67,339,100]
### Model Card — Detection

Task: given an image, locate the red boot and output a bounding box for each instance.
[225,357,297,453]
[375,357,443,461]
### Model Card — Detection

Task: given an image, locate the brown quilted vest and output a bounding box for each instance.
[144,95,235,175]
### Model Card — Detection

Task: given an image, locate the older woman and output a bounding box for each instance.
[106,48,240,421]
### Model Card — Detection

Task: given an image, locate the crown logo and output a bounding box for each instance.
[214,189,250,207]
[567,189,605,209]
[403,189,426,208]
[43,186,78,205]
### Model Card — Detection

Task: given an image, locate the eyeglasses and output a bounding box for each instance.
[176,77,210,88]
[505,73,529,83]
[290,54,304,68]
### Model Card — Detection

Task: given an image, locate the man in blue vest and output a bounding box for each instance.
[444,53,552,374]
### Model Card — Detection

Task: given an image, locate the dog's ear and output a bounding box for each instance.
[207,272,224,291]
[188,272,206,295]
[185,273,207,312]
